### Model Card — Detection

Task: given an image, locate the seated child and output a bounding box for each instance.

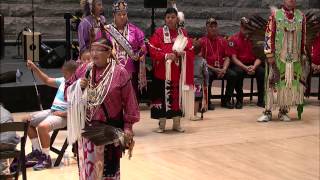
[192,39,209,120]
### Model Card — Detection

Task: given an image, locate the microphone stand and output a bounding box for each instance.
[31,0,43,110]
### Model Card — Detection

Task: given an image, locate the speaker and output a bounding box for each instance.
[144,0,167,8]
[23,31,41,62]
[0,71,16,84]
[39,45,65,68]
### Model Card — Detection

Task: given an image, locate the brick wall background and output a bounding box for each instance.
[1,0,320,40]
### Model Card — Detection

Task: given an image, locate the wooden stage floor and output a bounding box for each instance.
[12,99,319,180]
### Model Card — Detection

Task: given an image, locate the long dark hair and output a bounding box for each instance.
[165,7,178,17]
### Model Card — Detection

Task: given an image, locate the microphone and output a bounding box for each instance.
[85,64,92,79]
[81,64,92,91]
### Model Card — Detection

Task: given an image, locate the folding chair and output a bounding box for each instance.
[49,127,68,167]
[0,121,29,180]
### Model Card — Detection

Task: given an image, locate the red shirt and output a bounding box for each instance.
[148,27,194,84]
[229,32,256,64]
[200,35,230,67]
[312,34,320,65]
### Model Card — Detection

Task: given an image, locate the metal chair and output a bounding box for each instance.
[0,121,29,180]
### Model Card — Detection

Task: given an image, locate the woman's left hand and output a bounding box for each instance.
[124,129,133,139]
[124,130,133,146]
[124,129,135,159]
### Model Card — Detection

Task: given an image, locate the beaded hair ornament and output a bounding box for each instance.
[112,0,128,13]
[80,0,102,16]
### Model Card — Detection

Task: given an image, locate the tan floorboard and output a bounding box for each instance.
[12,100,320,180]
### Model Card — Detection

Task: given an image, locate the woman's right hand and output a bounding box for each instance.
[80,78,88,89]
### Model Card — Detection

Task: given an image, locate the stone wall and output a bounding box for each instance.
[1,0,320,40]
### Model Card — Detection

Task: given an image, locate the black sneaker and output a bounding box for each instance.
[224,101,234,109]
[235,101,243,109]
[9,158,18,173]
[26,149,42,167]
[33,154,52,171]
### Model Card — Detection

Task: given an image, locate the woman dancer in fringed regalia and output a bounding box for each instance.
[148,7,194,133]
[66,38,139,180]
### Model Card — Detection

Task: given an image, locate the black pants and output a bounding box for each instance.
[208,68,238,104]
[231,65,265,103]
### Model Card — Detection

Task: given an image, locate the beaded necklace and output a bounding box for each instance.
[87,60,116,121]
